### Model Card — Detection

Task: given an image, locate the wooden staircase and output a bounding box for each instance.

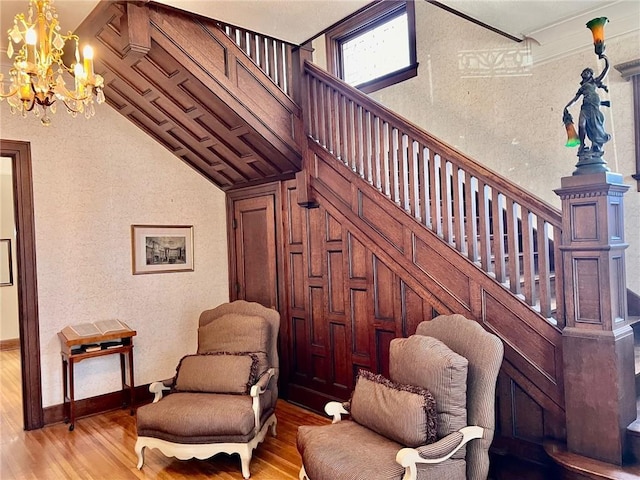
[74,1,639,471]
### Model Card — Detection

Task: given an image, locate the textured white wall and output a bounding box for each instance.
[1,158,19,341]
[1,102,229,407]
[314,2,640,295]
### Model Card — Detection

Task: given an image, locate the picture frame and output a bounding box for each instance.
[1,238,13,286]
[131,225,194,275]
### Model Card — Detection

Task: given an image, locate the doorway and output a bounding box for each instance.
[0,140,43,430]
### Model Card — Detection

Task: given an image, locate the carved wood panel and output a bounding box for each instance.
[281,139,568,459]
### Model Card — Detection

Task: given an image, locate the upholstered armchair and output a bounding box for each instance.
[297,314,503,480]
[135,300,280,479]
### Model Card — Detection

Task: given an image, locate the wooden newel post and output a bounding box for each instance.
[291,42,318,208]
[555,171,635,465]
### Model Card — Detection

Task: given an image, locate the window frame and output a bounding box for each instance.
[325,0,418,94]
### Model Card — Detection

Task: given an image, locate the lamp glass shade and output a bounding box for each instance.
[586,17,608,45]
[565,122,580,147]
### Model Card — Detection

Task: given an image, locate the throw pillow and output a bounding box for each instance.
[173,351,268,394]
[350,369,437,448]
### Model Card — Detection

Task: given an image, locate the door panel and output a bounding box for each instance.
[233,195,278,309]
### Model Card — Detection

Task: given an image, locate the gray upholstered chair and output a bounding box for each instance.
[297,314,503,480]
[135,300,280,479]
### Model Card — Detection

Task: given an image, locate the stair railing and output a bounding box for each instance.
[218,22,294,97]
[303,61,565,327]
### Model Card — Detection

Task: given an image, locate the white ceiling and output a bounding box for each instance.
[1,1,638,58]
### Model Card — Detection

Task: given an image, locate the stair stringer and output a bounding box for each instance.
[306,139,566,414]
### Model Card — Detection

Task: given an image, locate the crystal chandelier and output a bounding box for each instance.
[0,0,104,125]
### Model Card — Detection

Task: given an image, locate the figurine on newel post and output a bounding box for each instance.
[563,17,612,175]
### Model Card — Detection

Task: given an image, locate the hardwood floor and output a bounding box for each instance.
[0,348,328,479]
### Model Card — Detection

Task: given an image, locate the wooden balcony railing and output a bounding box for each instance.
[303,61,565,327]
[219,22,294,97]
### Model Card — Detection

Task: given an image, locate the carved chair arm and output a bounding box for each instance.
[324,401,349,423]
[149,380,173,403]
[396,426,484,480]
[250,368,276,432]
[250,368,276,397]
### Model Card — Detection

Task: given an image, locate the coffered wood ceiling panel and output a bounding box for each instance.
[74,1,303,191]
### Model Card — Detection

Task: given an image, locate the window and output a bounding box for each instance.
[326,1,417,94]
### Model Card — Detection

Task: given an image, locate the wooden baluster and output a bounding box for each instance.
[491,189,506,283]
[364,109,373,184]
[521,210,536,306]
[478,183,491,272]
[390,128,400,204]
[552,226,567,328]
[428,148,439,234]
[339,94,347,164]
[355,104,364,177]
[324,84,334,154]
[258,36,267,72]
[398,132,408,210]
[309,77,318,141]
[285,44,293,96]
[465,176,479,263]
[372,115,382,191]
[382,121,391,198]
[248,33,258,63]
[347,100,357,171]
[418,143,428,227]
[329,88,338,157]
[317,79,326,148]
[552,224,564,327]
[452,164,465,253]
[408,137,419,220]
[239,29,247,53]
[506,198,521,295]
[440,157,453,244]
[276,41,286,91]
[267,39,276,85]
[537,217,551,318]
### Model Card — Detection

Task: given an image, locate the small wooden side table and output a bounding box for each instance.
[58,323,137,431]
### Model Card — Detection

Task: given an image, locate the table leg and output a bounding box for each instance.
[128,348,135,414]
[62,356,69,424]
[68,357,75,431]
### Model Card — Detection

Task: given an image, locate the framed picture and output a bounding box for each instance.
[131,225,194,275]
[1,238,13,286]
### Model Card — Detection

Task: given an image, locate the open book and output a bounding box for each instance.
[69,320,128,337]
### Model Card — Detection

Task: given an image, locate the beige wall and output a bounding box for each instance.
[313,2,640,295]
[1,157,19,341]
[1,102,229,407]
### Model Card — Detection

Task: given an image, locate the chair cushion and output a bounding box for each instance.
[350,370,437,448]
[136,392,256,444]
[173,352,269,394]
[198,313,270,354]
[389,335,468,458]
[297,421,405,480]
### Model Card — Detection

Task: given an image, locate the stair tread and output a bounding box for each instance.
[545,440,640,478]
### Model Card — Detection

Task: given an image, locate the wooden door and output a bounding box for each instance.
[231,194,279,310]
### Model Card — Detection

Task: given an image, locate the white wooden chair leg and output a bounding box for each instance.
[239,446,252,479]
[299,465,309,480]
[135,441,145,469]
